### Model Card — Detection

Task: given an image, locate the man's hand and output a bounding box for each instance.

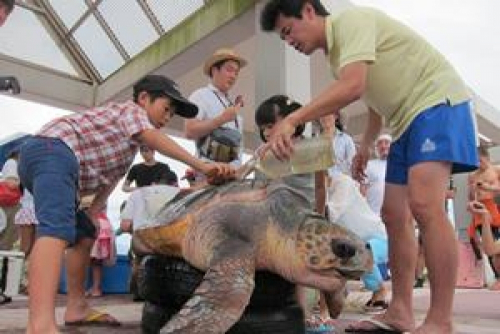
[351,145,370,183]
[235,95,244,107]
[200,162,236,185]
[268,117,296,161]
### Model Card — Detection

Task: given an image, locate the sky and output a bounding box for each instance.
[349,0,500,111]
[1,0,499,251]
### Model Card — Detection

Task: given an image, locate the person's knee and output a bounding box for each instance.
[408,196,441,227]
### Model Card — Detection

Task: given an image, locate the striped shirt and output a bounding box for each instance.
[39,100,154,195]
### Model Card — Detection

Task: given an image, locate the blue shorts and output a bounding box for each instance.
[386,101,479,185]
[18,137,92,244]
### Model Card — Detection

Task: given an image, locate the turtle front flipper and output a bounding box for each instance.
[162,241,256,333]
[323,284,347,319]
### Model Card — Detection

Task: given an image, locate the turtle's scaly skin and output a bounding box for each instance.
[135,180,372,333]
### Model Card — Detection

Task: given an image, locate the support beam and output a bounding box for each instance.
[0,56,94,110]
[96,0,256,105]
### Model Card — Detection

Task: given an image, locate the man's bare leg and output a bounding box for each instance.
[377,184,417,331]
[26,237,66,334]
[409,162,454,334]
[347,184,416,332]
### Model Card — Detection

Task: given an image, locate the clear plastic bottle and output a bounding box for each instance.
[256,135,335,179]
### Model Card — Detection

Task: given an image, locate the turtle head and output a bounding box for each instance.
[296,213,373,279]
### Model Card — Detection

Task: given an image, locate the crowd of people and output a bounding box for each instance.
[1,1,499,334]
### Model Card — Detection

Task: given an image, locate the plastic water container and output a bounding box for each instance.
[0,250,24,296]
[256,136,335,179]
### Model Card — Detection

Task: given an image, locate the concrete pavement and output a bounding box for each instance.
[0,285,499,333]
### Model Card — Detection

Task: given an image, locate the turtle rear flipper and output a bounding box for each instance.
[162,242,256,333]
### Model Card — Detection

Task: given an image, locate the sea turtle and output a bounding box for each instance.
[134,179,373,333]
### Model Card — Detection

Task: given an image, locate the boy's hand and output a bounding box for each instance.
[202,162,236,185]
[467,200,489,215]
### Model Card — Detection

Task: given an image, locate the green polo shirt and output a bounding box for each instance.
[325,7,470,139]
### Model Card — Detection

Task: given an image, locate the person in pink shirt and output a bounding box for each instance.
[18,75,235,333]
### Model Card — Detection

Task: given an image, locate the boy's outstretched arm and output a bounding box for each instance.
[137,129,235,184]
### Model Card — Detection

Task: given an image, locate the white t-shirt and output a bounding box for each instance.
[1,158,19,180]
[121,185,180,230]
[327,173,387,242]
[188,83,243,165]
[365,158,387,216]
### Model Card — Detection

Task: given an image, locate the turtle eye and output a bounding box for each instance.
[331,240,356,259]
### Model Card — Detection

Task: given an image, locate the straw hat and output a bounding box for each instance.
[203,48,247,76]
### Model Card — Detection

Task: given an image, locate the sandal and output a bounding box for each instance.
[0,293,12,305]
[363,299,389,314]
[64,309,121,327]
[306,314,336,333]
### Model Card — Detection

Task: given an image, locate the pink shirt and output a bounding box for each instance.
[39,100,154,195]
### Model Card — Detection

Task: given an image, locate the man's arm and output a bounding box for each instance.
[287,61,368,127]
[268,61,368,161]
[352,109,383,183]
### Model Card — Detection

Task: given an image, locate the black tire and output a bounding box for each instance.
[138,255,204,308]
[139,256,296,309]
[141,301,175,334]
[228,304,305,334]
[141,303,304,334]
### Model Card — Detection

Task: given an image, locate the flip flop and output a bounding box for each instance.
[0,293,12,305]
[64,309,121,327]
[345,318,408,333]
[363,300,389,314]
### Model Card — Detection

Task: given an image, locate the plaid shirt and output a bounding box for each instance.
[39,100,154,196]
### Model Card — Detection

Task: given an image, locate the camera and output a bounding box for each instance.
[0,76,20,94]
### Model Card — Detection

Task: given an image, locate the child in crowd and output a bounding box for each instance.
[86,199,115,298]
[254,95,333,330]
[18,74,235,333]
[467,200,500,279]
[14,187,37,295]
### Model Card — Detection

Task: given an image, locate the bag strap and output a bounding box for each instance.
[211,91,239,129]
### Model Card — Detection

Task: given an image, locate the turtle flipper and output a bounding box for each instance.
[323,284,347,319]
[162,244,255,333]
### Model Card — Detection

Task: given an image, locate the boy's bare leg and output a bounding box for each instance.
[410,162,455,334]
[26,237,66,334]
[63,238,93,322]
[90,262,103,296]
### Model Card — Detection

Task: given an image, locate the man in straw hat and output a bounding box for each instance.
[185,48,247,173]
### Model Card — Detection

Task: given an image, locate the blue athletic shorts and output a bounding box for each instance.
[386,101,479,185]
[18,137,83,244]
